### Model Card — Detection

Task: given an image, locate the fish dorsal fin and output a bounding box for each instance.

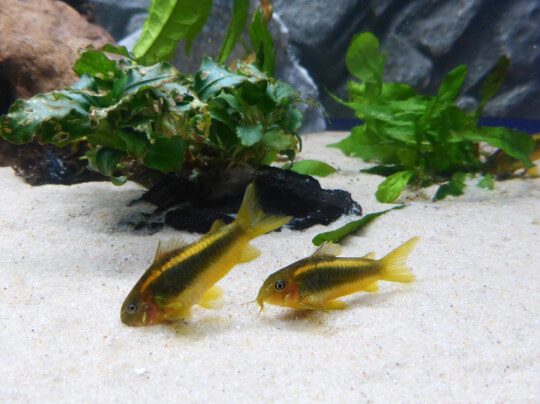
[153,238,189,264]
[361,252,376,259]
[209,219,226,234]
[311,242,343,257]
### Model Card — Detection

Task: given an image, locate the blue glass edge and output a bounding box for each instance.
[327,118,540,134]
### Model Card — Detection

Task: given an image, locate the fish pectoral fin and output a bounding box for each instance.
[300,299,347,312]
[209,219,226,234]
[198,286,224,309]
[311,242,343,257]
[239,244,261,263]
[162,301,191,320]
[324,299,348,310]
[300,303,329,312]
[153,238,189,263]
[363,282,379,293]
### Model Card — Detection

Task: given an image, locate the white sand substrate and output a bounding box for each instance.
[0,132,538,403]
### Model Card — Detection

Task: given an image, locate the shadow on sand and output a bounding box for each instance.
[258,288,411,333]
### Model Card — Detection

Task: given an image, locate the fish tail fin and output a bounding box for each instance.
[379,237,419,283]
[236,183,291,237]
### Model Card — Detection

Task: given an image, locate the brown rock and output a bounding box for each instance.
[0,0,113,113]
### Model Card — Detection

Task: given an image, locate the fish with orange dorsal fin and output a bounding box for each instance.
[120,183,291,326]
[256,238,419,312]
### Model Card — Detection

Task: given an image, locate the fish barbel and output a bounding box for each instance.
[256,237,419,311]
[121,183,291,326]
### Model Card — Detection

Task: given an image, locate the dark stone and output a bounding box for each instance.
[392,0,486,58]
[165,208,235,234]
[254,166,361,230]
[140,165,362,233]
[0,142,105,185]
[271,0,360,50]
[140,173,197,209]
[382,34,433,87]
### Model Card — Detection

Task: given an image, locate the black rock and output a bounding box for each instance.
[141,165,362,233]
[165,208,235,234]
[0,141,104,185]
[254,166,361,230]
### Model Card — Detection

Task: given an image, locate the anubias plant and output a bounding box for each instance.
[331,32,535,202]
[0,1,304,185]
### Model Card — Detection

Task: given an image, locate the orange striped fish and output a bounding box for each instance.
[256,237,419,312]
[121,183,290,326]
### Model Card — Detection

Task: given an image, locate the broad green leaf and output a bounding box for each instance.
[184,0,213,55]
[477,173,494,190]
[345,32,386,84]
[283,107,303,132]
[347,81,366,100]
[360,165,404,177]
[375,170,415,203]
[290,160,337,177]
[477,56,510,117]
[117,131,147,157]
[312,205,405,246]
[267,81,299,105]
[86,121,127,150]
[94,148,125,176]
[143,137,186,173]
[217,0,249,64]
[241,81,267,105]
[435,65,467,103]
[460,127,534,167]
[382,83,417,100]
[0,91,91,145]
[236,124,263,146]
[263,129,294,150]
[208,103,235,130]
[133,0,212,65]
[86,147,127,185]
[216,92,242,109]
[248,8,275,75]
[329,126,401,164]
[433,172,467,201]
[101,44,131,58]
[73,49,119,80]
[124,62,179,94]
[194,57,250,101]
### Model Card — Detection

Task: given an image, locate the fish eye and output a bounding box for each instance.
[127,304,137,314]
[275,281,285,291]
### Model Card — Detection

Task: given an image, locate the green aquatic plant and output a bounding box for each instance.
[312,205,404,246]
[0,2,305,185]
[133,0,213,65]
[288,160,336,177]
[0,49,302,185]
[331,32,535,202]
